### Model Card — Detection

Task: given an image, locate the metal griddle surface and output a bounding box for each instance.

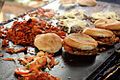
[0,1,120,80]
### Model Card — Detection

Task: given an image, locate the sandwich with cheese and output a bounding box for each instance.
[63,33,98,55]
[82,27,119,45]
[94,19,120,37]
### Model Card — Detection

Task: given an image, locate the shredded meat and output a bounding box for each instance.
[0,26,6,38]
[3,58,15,61]
[0,26,3,38]
[18,58,29,65]
[23,52,56,70]
[18,56,35,65]
[6,19,66,46]
[0,53,4,57]
[5,47,27,54]
[16,52,59,80]
[15,47,27,53]
[28,8,55,18]
[5,48,15,53]
[0,8,62,80]
[18,71,60,80]
[2,39,9,47]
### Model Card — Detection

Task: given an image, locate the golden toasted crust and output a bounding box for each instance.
[77,0,97,6]
[63,33,98,50]
[34,33,62,53]
[82,28,114,37]
[95,19,120,30]
[60,0,77,4]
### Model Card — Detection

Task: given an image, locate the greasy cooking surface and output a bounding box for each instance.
[0,1,120,80]
[86,43,120,80]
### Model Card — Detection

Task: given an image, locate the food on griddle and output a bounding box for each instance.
[91,11,120,20]
[5,47,27,54]
[94,19,120,37]
[24,51,57,70]
[15,51,59,80]
[0,53,3,57]
[28,8,55,19]
[0,26,7,39]
[0,27,3,38]
[57,9,86,19]
[0,8,64,80]
[15,68,60,80]
[60,0,97,7]
[26,52,57,70]
[18,56,35,66]
[6,18,66,46]
[2,58,15,61]
[1,3,120,80]
[57,10,89,33]
[27,0,50,8]
[2,39,9,47]
[63,33,98,55]
[59,18,87,33]
[82,28,119,45]
[77,0,97,6]
[34,33,62,53]
[60,0,76,4]
[59,0,77,8]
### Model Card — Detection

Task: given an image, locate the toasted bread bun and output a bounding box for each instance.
[64,33,98,50]
[82,28,114,37]
[60,0,77,4]
[95,19,120,30]
[77,0,97,6]
[34,33,62,53]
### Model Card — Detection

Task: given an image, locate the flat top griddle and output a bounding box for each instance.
[0,1,120,80]
[87,43,120,80]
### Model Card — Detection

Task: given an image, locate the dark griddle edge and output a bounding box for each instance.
[97,0,120,4]
[86,43,120,80]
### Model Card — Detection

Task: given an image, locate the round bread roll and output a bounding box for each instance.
[82,28,114,37]
[77,0,97,6]
[64,33,98,50]
[95,19,120,30]
[34,33,62,53]
[60,0,77,4]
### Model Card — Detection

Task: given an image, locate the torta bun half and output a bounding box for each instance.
[82,28,114,37]
[77,0,97,6]
[60,0,77,4]
[63,33,98,50]
[34,33,62,53]
[95,19,120,30]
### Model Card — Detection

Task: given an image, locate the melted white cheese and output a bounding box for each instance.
[92,11,120,20]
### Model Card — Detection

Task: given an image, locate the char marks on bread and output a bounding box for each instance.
[82,28,114,37]
[64,33,98,50]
